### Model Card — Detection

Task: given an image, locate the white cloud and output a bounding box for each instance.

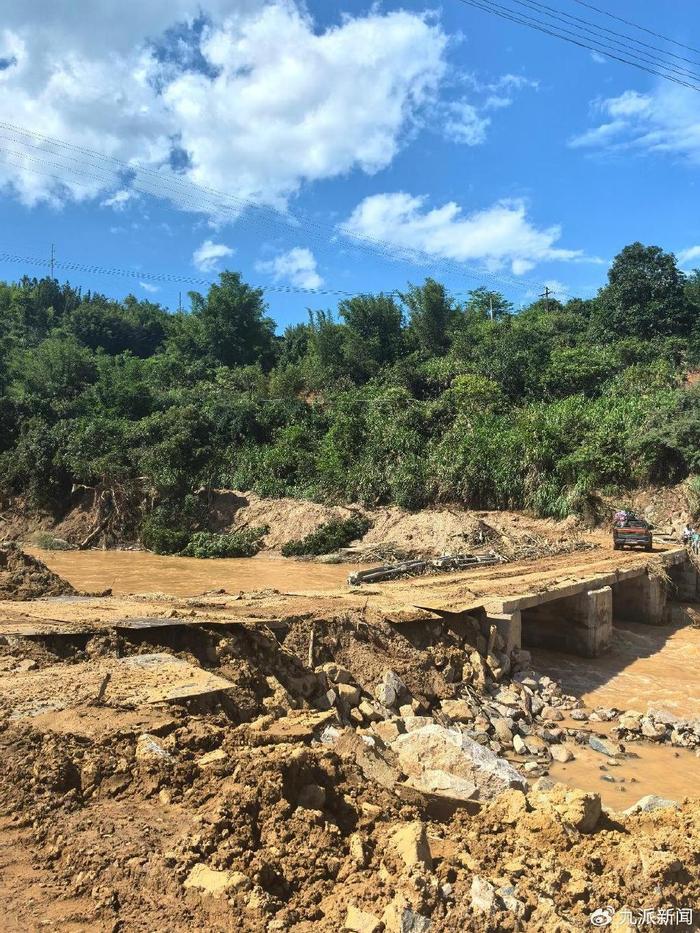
[102,189,138,211]
[443,103,490,146]
[570,85,700,162]
[443,73,536,146]
[604,90,652,118]
[0,2,244,56]
[256,247,323,289]
[590,51,606,65]
[678,245,700,268]
[342,193,581,275]
[139,280,160,293]
[192,238,234,272]
[164,6,446,207]
[0,2,448,211]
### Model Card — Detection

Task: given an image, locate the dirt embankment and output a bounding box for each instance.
[0,544,76,601]
[1,488,589,559]
[0,551,698,930]
[2,481,697,563]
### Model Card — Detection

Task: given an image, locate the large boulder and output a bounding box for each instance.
[391,723,526,803]
[529,784,602,834]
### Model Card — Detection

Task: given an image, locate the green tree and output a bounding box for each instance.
[338,293,404,379]
[592,243,692,339]
[464,287,513,321]
[402,278,455,356]
[187,271,276,369]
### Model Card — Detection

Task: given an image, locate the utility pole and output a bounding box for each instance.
[178,291,182,313]
[50,243,55,280]
[539,285,553,312]
[489,294,494,321]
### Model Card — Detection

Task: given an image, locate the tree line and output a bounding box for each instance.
[1,241,699,548]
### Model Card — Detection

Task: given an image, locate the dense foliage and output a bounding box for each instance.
[281,516,372,557]
[1,242,700,545]
[180,527,268,559]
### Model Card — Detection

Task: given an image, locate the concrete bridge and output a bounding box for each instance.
[1,547,694,664]
[484,548,695,658]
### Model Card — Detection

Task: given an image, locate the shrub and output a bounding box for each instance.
[686,476,700,519]
[281,515,371,557]
[141,521,191,555]
[180,527,267,558]
[30,531,73,550]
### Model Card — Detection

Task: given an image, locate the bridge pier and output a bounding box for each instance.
[668,560,699,602]
[521,585,613,658]
[486,610,522,655]
[613,572,668,625]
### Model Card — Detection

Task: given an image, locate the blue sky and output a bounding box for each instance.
[0,0,698,329]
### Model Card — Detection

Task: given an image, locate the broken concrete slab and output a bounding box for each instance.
[0,652,237,720]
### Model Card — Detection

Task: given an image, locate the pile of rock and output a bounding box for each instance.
[341,782,607,932]
[313,645,589,781]
[611,708,700,750]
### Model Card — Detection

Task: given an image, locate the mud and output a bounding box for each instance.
[0,544,76,601]
[1,545,699,930]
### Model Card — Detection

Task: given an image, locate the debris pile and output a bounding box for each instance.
[611,708,700,750]
[348,553,504,586]
[0,594,698,929]
[0,543,76,600]
[347,539,599,583]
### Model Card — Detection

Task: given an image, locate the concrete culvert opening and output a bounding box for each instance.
[612,573,669,626]
[521,586,613,658]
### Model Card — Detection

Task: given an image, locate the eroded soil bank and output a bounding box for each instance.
[3,488,588,558]
[0,547,698,931]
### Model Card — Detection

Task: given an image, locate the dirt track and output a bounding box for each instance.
[0,543,681,641]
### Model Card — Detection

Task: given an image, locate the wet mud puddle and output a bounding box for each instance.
[29,548,362,597]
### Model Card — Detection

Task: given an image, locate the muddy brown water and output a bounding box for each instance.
[548,738,698,810]
[29,548,362,596]
[531,607,700,721]
[533,607,700,806]
[27,548,700,805]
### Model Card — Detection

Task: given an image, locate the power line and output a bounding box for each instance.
[0,131,508,290]
[0,120,572,298]
[0,248,576,306]
[0,142,466,290]
[454,0,700,92]
[455,0,700,91]
[507,0,700,83]
[0,250,358,298]
[571,0,700,57]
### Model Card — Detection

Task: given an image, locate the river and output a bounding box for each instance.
[29,547,361,596]
[531,607,700,806]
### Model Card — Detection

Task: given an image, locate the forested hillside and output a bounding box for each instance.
[1,242,699,549]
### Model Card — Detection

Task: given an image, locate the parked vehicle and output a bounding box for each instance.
[612,512,653,551]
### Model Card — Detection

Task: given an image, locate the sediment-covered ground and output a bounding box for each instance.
[0,543,76,601]
[1,489,589,559]
[0,549,698,931]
